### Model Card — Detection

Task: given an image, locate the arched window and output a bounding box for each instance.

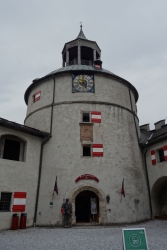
[0,135,26,162]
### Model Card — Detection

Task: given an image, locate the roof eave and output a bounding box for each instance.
[140,133,167,148]
[0,118,50,138]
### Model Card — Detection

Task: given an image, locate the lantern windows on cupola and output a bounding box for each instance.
[62,25,101,67]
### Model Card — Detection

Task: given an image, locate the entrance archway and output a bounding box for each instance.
[75,190,99,223]
[151,176,167,218]
[69,184,107,225]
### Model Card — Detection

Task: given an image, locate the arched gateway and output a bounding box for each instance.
[69,184,107,225]
[151,176,167,219]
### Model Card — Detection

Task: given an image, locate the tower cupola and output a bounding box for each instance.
[62,25,101,67]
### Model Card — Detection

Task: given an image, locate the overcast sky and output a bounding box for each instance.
[0,0,167,129]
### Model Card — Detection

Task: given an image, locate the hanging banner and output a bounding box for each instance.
[91,198,97,214]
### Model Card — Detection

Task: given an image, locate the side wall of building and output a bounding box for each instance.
[145,140,167,217]
[0,127,42,230]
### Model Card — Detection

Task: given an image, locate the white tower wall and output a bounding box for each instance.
[25,72,150,225]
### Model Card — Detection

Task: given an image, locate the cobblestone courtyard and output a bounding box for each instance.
[0,220,166,250]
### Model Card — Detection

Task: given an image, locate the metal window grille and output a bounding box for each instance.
[0,193,12,211]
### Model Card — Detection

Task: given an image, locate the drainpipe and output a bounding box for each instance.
[144,149,153,219]
[129,88,139,142]
[33,75,56,226]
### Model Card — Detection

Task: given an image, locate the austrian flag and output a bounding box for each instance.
[91,111,101,123]
[92,144,103,157]
[151,150,156,165]
[95,64,101,69]
[12,192,26,212]
[34,91,41,102]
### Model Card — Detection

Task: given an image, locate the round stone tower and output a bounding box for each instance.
[24,27,150,226]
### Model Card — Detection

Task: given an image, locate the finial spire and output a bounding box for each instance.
[77,23,87,40]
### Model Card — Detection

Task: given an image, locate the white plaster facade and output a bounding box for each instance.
[24,72,150,226]
[0,126,43,230]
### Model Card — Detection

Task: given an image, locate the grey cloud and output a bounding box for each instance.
[0,0,167,128]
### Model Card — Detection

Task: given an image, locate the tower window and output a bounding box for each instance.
[83,113,90,122]
[158,149,164,162]
[83,145,91,156]
[0,192,12,211]
[3,139,20,161]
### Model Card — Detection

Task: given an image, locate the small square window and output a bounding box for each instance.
[158,149,164,162]
[83,145,91,156]
[0,192,12,211]
[83,113,90,122]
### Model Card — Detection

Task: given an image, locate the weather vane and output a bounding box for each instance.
[80,22,82,29]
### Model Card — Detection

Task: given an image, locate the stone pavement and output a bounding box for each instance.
[0,220,166,250]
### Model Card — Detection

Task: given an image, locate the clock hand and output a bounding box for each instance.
[79,75,83,83]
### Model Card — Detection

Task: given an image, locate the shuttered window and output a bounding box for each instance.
[151,150,156,165]
[34,91,41,102]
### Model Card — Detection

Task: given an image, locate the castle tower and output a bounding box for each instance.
[24,27,150,225]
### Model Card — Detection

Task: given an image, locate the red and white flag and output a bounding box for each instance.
[95,64,101,69]
[91,111,101,123]
[12,192,26,212]
[34,91,41,102]
[163,145,167,161]
[92,144,103,157]
[151,150,156,165]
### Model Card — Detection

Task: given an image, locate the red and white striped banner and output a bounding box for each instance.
[151,150,156,165]
[12,192,26,212]
[34,91,41,102]
[163,145,167,161]
[95,64,101,69]
[92,144,103,157]
[91,111,101,123]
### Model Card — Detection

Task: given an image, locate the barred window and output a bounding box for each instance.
[0,193,12,211]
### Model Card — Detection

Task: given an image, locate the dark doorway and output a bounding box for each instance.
[75,190,99,223]
[151,177,167,219]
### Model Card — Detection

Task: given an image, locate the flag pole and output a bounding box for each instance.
[120,192,122,203]
[53,176,58,199]
[120,178,125,202]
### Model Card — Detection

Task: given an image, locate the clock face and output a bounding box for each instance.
[72,74,94,92]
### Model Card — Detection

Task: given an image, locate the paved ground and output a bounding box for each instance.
[0,220,166,250]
